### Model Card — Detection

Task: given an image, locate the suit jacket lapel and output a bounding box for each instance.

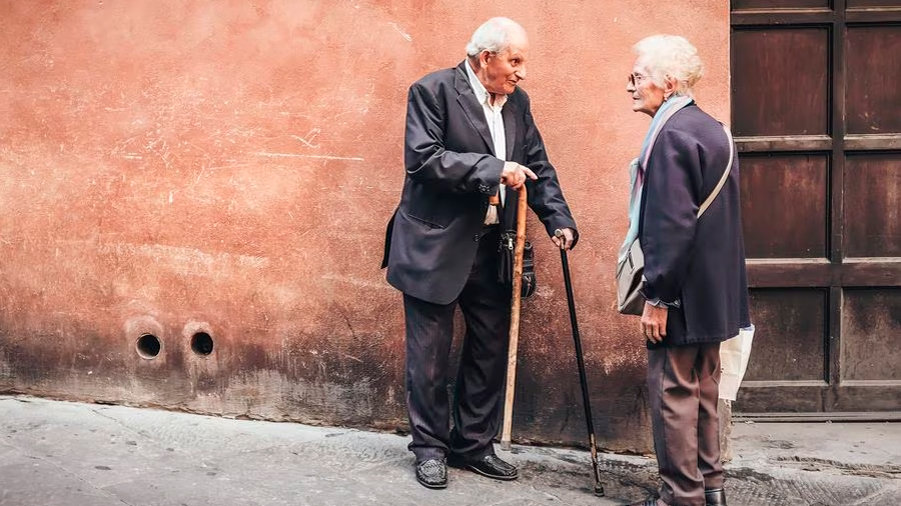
[454,62,495,156]
[502,101,516,161]
[500,98,519,222]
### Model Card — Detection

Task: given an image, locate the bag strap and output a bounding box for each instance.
[697,123,735,218]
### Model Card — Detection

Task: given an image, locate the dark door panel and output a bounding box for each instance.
[846,0,901,7]
[740,154,829,259]
[732,28,830,137]
[744,289,828,383]
[733,0,830,9]
[846,26,901,135]
[843,154,901,258]
[842,289,901,381]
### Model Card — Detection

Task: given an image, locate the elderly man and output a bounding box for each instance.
[381,17,579,489]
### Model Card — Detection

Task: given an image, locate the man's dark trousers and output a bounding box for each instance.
[403,225,510,462]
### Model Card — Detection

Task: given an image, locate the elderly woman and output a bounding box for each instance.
[621,35,750,506]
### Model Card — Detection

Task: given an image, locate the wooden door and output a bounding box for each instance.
[731,0,901,419]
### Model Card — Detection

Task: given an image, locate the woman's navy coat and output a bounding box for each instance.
[638,104,751,346]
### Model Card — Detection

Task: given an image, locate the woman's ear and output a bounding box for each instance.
[663,76,678,99]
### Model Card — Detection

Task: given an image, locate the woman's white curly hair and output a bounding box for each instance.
[633,35,704,98]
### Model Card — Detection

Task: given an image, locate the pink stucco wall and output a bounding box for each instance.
[0,1,729,452]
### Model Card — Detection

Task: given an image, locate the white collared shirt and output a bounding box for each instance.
[464,61,507,224]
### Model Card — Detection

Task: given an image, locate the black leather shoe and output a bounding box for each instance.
[415,458,447,489]
[449,454,518,480]
[705,488,727,506]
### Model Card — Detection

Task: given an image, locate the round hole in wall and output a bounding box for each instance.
[191,332,214,356]
[136,333,161,359]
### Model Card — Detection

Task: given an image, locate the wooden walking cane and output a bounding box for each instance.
[500,186,527,451]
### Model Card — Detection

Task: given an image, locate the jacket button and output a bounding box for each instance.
[473,234,480,242]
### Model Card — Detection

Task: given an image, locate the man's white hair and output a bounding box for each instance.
[633,35,704,97]
[465,17,523,57]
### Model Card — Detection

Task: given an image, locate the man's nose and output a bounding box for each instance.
[515,66,526,80]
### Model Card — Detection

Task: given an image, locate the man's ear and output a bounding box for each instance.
[479,50,492,68]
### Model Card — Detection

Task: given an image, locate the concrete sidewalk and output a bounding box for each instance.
[0,395,897,506]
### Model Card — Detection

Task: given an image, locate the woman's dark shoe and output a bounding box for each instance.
[705,488,727,506]
[449,454,518,480]
[415,458,447,489]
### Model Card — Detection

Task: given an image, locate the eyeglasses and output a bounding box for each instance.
[628,73,649,86]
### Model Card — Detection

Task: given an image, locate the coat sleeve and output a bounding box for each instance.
[403,82,503,195]
[640,128,703,303]
[519,94,580,247]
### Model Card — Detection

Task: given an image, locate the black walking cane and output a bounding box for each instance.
[555,229,605,497]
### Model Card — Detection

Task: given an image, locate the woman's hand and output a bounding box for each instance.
[640,302,668,343]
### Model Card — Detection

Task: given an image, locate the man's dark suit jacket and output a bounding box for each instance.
[382,61,577,305]
[638,105,751,346]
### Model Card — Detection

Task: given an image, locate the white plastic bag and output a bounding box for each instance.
[718,324,755,401]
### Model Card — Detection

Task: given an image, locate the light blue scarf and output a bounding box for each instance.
[618,95,694,263]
